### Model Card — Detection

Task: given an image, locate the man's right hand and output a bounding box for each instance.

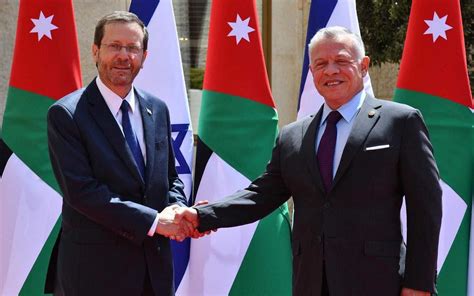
[174,203,215,239]
[155,205,194,241]
[174,207,199,228]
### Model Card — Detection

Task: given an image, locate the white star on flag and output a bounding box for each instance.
[30,11,58,41]
[424,12,453,42]
[227,14,255,44]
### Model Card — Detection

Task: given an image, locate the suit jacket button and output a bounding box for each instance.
[323,202,330,209]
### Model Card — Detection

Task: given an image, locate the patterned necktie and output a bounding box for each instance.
[120,100,145,178]
[317,111,342,191]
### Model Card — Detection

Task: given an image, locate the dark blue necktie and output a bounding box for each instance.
[317,111,342,191]
[120,100,145,178]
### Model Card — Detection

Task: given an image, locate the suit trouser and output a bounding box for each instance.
[321,261,329,296]
[142,264,154,296]
[54,265,155,295]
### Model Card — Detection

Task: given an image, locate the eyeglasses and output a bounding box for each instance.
[101,43,142,55]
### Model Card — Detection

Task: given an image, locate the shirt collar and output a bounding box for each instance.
[320,90,366,126]
[96,76,137,117]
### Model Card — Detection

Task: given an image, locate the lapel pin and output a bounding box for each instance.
[368,110,376,118]
[146,108,152,115]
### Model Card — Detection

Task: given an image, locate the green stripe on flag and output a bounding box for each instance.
[2,87,60,192]
[199,89,292,294]
[438,230,471,295]
[199,90,278,181]
[230,206,292,295]
[394,88,472,200]
[394,88,473,295]
[19,219,61,296]
[3,86,63,295]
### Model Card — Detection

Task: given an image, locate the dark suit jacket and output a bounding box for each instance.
[197,96,442,296]
[45,79,186,296]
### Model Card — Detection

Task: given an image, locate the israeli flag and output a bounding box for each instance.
[297,0,373,119]
[130,0,193,290]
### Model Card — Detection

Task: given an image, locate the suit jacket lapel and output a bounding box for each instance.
[332,96,381,188]
[136,89,155,186]
[85,80,144,184]
[301,107,326,194]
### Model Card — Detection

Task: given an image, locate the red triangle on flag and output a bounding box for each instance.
[396,0,472,108]
[9,0,82,100]
[203,0,275,108]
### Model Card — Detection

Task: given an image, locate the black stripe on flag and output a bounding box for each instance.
[0,138,13,177]
[193,136,213,203]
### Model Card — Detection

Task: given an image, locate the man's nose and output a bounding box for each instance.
[324,62,339,75]
[116,48,130,59]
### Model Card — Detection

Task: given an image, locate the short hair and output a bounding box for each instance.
[94,11,148,51]
[308,26,365,63]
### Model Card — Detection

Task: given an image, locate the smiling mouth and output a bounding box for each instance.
[325,81,343,87]
[112,67,131,74]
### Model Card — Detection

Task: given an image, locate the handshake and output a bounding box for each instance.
[154,201,214,241]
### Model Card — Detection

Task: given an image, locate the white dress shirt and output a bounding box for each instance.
[96,76,158,236]
[96,76,146,163]
[316,90,366,178]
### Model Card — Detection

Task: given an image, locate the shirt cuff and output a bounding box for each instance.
[147,212,159,237]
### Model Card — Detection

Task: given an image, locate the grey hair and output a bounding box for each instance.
[308,26,366,63]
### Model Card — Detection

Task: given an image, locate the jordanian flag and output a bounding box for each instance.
[0,0,81,294]
[176,0,292,295]
[393,0,473,295]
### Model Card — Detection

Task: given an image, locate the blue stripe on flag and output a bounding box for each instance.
[297,0,337,111]
[130,0,160,26]
[170,238,190,289]
[172,124,192,174]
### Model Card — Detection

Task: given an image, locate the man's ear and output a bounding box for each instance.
[361,56,370,77]
[141,50,148,69]
[309,63,315,75]
[92,44,99,64]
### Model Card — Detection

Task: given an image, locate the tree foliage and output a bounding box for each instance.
[357,0,473,88]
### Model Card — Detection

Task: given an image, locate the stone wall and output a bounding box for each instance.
[0,1,20,131]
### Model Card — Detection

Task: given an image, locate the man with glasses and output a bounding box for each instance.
[45,11,192,296]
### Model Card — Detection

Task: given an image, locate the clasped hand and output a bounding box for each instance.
[155,202,212,241]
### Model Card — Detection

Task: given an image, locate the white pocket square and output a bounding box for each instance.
[365,144,390,151]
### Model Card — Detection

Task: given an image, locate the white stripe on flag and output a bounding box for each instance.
[468,200,474,296]
[400,179,467,273]
[133,0,193,199]
[297,0,373,120]
[0,154,62,295]
[176,153,257,296]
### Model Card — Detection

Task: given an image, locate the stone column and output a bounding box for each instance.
[270,0,309,127]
